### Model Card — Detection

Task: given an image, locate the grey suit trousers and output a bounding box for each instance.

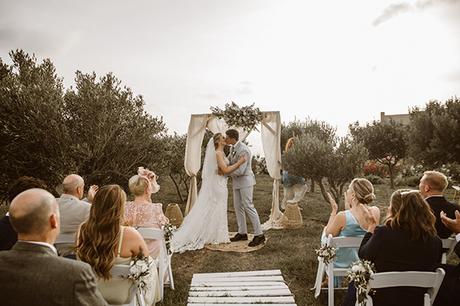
[233,186,263,236]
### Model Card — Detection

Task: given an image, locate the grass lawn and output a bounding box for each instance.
[153,174,458,306]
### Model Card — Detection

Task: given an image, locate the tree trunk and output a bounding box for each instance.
[169,174,184,203]
[388,163,395,189]
[318,179,329,205]
[310,178,315,192]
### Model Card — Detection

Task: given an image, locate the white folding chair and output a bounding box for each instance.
[362,268,445,306]
[136,227,175,300]
[441,237,457,264]
[313,234,364,306]
[102,264,145,306]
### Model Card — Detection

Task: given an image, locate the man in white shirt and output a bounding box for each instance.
[56,174,96,256]
[0,188,107,305]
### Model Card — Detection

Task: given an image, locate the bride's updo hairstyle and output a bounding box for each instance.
[349,178,376,205]
[213,133,222,149]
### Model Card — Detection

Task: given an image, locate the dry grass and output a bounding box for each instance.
[154,174,456,306]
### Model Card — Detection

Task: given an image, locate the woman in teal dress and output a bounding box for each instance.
[322,178,381,270]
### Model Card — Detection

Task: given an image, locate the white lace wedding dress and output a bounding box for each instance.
[170,138,230,253]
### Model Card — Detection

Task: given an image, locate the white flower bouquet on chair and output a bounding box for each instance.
[347,260,376,306]
[315,244,337,265]
[124,252,154,291]
[163,223,177,255]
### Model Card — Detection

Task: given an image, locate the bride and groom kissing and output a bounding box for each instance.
[170,129,265,253]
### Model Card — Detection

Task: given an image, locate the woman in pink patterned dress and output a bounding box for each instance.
[124,167,169,257]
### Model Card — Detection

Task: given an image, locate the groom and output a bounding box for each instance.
[225,129,265,247]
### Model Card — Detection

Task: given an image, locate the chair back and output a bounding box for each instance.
[136,227,164,240]
[98,264,137,306]
[328,235,363,249]
[441,237,457,264]
[136,227,174,300]
[365,268,445,306]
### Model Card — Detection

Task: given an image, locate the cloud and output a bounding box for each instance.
[372,3,412,26]
[373,0,460,26]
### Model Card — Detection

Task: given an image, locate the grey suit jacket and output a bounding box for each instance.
[229,142,256,189]
[57,194,91,244]
[0,242,108,306]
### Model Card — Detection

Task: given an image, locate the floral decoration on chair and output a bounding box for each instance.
[315,244,337,265]
[347,259,376,306]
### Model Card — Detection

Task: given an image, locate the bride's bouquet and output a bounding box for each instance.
[347,259,376,306]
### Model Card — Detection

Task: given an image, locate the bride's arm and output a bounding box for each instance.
[216,152,246,174]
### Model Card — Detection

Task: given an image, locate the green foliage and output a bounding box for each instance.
[63,71,166,189]
[409,97,460,167]
[283,120,368,206]
[0,50,71,197]
[0,50,166,198]
[349,120,408,188]
[281,118,336,153]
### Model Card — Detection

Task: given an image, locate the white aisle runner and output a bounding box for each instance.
[187,269,297,305]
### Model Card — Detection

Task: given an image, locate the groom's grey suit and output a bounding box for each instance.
[228,142,263,236]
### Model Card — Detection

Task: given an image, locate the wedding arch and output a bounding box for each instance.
[183,110,285,230]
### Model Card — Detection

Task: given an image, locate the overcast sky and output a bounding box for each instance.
[1,0,459,153]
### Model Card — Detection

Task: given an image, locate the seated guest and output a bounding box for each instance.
[56,174,96,256]
[324,178,380,269]
[77,185,160,306]
[0,176,48,251]
[419,170,460,238]
[434,210,460,306]
[0,188,107,306]
[346,190,442,306]
[125,167,169,257]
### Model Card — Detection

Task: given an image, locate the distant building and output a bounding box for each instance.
[380,112,411,125]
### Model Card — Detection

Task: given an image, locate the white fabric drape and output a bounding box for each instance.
[184,112,281,228]
[184,114,209,215]
[260,111,285,230]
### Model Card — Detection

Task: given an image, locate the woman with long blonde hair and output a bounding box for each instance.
[77,185,159,305]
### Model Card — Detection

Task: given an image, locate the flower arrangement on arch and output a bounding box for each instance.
[315,244,337,265]
[210,101,263,132]
[347,259,376,306]
[163,223,177,255]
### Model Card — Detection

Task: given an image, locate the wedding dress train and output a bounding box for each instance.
[170,138,230,253]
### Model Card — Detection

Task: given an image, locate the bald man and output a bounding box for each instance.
[56,174,94,256]
[0,189,107,306]
[419,170,460,238]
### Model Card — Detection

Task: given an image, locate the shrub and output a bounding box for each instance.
[364,175,385,185]
[363,160,387,178]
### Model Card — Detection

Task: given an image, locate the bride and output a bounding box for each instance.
[170,133,246,253]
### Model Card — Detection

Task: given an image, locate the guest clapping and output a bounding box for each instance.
[354,190,442,306]
[433,210,460,306]
[125,167,169,257]
[324,178,380,269]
